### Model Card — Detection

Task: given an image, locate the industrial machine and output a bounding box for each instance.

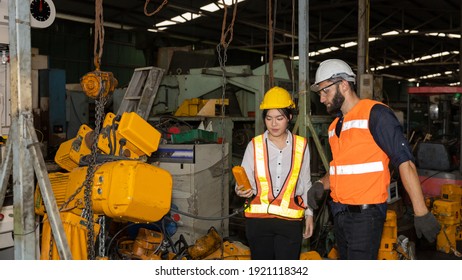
[407,87,462,198]
[149,143,230,246]
[35,111,173,259]
[431,184,462,256]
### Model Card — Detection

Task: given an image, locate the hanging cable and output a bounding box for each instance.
[219,0,238,49]
[94,0,104,71]
[144,0,168,17]
[217,0,238,260]
[268,0,274,87]
[290,0,296,95]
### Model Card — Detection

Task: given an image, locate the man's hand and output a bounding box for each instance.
[414,212,441,243]
[307,181,325,210]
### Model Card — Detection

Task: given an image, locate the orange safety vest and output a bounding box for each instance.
[244,133,307,220]
[328,99,390,205]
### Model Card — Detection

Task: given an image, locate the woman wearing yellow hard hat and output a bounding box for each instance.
[235,86,314,259]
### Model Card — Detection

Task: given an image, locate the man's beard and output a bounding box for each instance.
[327,86,345,115]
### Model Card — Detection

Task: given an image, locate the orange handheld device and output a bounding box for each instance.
[232,166,251,191]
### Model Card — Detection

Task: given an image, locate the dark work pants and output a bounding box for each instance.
[245,218,303,260]
[333,205,386,260]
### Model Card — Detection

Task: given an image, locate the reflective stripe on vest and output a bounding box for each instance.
[329,161,384,175]
[328,119,368,139]
[245,134,306,219]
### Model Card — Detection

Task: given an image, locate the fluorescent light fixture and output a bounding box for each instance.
[201,3,221,12]
[448,34,461,39]
[382,30,399,36]
[171,15,187,23]
[317,47,339,54]
[147,27,168,32]
[223,0,246,5]
[156,20,177,27]
[341,41,357,48]
[425,32,460,38]
[202,0,246,12]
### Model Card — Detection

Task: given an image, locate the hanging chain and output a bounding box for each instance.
[216,0,238,260]
[144,0,168,16]
[268,0,274,88]
[48,238,53,260]
[98,216,106,258]
[83,88,109,260]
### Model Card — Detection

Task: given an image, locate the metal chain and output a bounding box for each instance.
[48,238,53,260]
[216,0,239,260]
[216,44,228,261]
[83,81,109,260]
[98,216,106,258]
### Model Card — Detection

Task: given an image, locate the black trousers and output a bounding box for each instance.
[330,202,387,260]
[245,218,303,260]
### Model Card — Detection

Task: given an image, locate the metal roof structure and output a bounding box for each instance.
[53,0,462,85]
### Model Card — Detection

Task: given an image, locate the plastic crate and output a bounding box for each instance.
[171,129,218,144]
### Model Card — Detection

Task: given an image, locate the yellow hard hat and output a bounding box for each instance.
[260,86,295,110]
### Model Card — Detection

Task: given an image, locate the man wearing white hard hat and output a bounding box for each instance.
[308,59,440,260]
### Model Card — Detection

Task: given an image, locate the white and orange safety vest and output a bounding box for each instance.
[328,99,390,205]
[244,134,307,220]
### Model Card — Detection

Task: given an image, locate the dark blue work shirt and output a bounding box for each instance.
[335,103,414,169]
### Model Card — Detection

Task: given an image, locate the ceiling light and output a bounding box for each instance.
[201,3,221,12]
[156,20,176,27]
[382,30,399,36]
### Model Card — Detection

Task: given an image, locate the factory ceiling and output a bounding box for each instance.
[53,0,462,86]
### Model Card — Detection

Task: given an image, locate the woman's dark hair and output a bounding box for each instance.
[262,107,295,121]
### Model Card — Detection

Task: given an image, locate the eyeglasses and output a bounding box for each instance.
[317,80,341,96]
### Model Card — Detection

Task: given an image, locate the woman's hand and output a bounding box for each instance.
[235,185,253,198]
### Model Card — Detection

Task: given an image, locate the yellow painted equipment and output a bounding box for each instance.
[55,112,161,171]
[188,227,222,260]
[232,166,251,191]
[441,184,462,215]
[40,212,100,260]
[80,70,118,99]
[131,228,164,259]
[39,108,172,260]
[204,241,251,260]
[378,210,399,260]
[432,199,461,254]
[54,124,93,171]
[174,98,229,117]
[36,160,172,259]
[299,250,323,260]
[327,247,339,259]
[34,172,70,216]
[36,160,172,222]
[98,112,161,158]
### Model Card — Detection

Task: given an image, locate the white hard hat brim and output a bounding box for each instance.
[310,74,356,92]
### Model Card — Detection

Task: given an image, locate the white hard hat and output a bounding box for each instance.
[310,59,356,92]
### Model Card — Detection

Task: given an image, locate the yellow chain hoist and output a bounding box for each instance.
[80,67,118,99]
